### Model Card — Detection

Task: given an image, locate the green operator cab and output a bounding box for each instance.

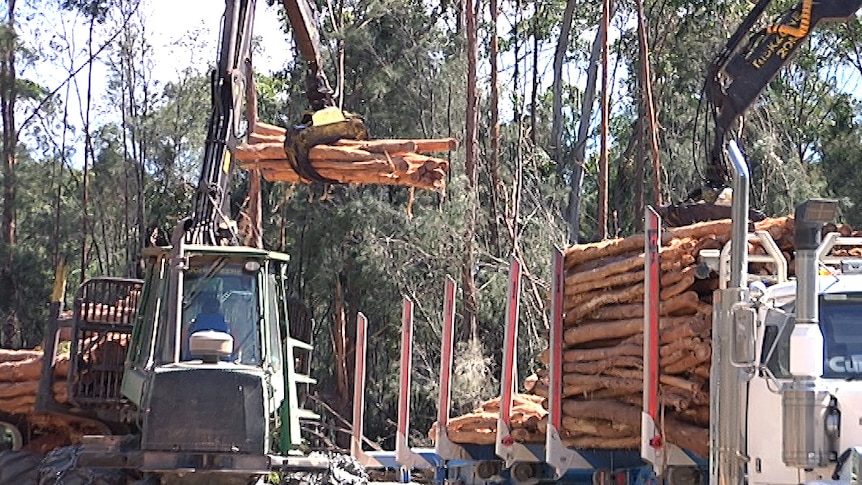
[119,245,313,459]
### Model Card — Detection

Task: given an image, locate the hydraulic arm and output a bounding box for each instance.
[704,0,862,189]
[184,0,367,246]
[186,0,256,246]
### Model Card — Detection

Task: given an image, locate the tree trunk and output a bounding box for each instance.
[1,0,17,247]
[79,15,97,285]
[636,0,661,207]
[1,0,18,348]
[598,0,610,240]
[565,13,608,244]
[552,0,576,166]
[487,0,504,257]
[530,17,539,145]
[463,0,479,337]
[332,271,350,411]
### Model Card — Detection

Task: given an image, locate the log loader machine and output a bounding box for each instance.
[0,0,368,483]
[662,0,862,227]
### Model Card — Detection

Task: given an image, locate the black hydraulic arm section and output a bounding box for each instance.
[704,0,862,187]
[279,0,368,184]
[280,0,336,111]
[186,0,256,246]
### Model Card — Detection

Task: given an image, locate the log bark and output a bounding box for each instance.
[562,436,640,449]
[560,344,644,363]
[0,349,42,362]
[583,290,704,323]
[538,416,637,438]
[561,399,707,456]
[561,373,642,395]
[623,315,711,346]
[565,315,699,346]
[562,356,644,374]
[659,267,696,301]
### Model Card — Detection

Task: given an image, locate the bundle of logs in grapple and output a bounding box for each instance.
[438,216,862,458]
[233,122,457,190]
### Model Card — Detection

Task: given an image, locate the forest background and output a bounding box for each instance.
[2,0,862,451]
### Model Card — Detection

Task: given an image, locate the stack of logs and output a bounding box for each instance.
[437,216,862,457]
[429,394,546,445]
[234,122,457,190]
[0,348,68,415]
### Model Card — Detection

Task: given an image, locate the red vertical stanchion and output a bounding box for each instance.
[435,277,468,460]
[395,298,434,470]
[642,206,664,473]
[546,247,589,474]
[496,257,539,466]
[351,313,368,460]
[396,298,414,465]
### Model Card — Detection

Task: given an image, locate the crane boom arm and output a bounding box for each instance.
[704,0,862,187]
[185,0,361,245]
[280,0,336,111]
[187,0,256,245]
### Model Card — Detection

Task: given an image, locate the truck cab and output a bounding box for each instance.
[745,239,862,485]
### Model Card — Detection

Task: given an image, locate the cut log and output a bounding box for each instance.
[561,399,707,456]
[562,356,644,375]
[538,416,637,438]
[564,233,656,269]
[561,373,642,395]
[510,428,544,443]
[562,436,640,449]
[675,406,710,427]
[337,138,459,153]
[560,344,644,363]
[623,315,711,346]
[0,380,39,399]
[564,284,646,322]
[659,337,702,358]
[448,429,496,445]
[659,374,702,394]
[564,237,697,289]
[0,349,43,362]
[567,270,646,295]
[664,347,711,375]
[0,357,44,382]
[252,122,286,137]
[240,156,449,190]
[659,267,696,301]
[565,316,701,346]
[583,290,704,323]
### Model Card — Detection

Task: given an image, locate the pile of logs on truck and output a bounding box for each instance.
[437,215,861,459]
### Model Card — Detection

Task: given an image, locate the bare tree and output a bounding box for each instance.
[563,14,609,244]
[463,0,479,338]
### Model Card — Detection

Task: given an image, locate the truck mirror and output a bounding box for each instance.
[731,304,757,368]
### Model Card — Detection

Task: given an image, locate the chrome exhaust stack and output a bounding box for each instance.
[781,199,837,469]
[710,141,754,485]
